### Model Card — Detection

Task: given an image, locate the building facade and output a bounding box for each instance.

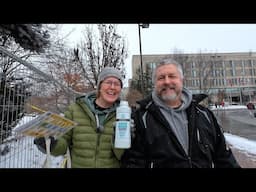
[131,52,256,105]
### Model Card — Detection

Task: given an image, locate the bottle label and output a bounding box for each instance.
[116,121,129,137]
[114,121,131,148]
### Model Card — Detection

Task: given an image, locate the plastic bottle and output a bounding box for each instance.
[114,100,131,148]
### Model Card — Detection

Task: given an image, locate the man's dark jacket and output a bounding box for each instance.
[121,94,240,168]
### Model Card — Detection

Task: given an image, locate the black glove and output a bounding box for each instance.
[33,136,58,154]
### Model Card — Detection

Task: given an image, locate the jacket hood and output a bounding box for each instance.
[76,90,120,133]
[82,90,119,114]
[192,93,208,103]
[151,87,192,112]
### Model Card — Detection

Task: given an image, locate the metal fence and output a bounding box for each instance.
[0,46,77,168]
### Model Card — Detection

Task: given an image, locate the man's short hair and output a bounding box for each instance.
[152,58,184,83]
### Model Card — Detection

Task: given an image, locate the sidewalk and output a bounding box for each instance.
[229,145,256,168]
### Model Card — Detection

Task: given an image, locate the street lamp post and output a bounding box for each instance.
[138,23,149,97]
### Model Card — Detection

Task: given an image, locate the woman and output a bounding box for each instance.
[34,67,125,168]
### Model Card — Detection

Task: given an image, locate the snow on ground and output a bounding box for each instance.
[225,133,256,155]
[209,104,247,110]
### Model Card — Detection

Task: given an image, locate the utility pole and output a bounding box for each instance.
[138,23,149,97]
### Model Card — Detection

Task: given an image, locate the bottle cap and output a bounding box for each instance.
[120,100,128,106]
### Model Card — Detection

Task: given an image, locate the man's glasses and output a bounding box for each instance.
[102,81,121,87]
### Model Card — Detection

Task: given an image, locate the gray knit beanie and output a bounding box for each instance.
[97,67,123,90]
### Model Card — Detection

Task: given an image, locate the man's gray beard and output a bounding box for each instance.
[161,93,178,102]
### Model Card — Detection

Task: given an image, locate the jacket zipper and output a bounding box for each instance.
[95,133,102,167]
[187,105,197,168]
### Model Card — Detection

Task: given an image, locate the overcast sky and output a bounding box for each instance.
[61,24,256,86]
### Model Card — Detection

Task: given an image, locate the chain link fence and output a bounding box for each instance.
[0,46,78,168]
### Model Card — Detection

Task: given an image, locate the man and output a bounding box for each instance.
[121,59,240,168]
